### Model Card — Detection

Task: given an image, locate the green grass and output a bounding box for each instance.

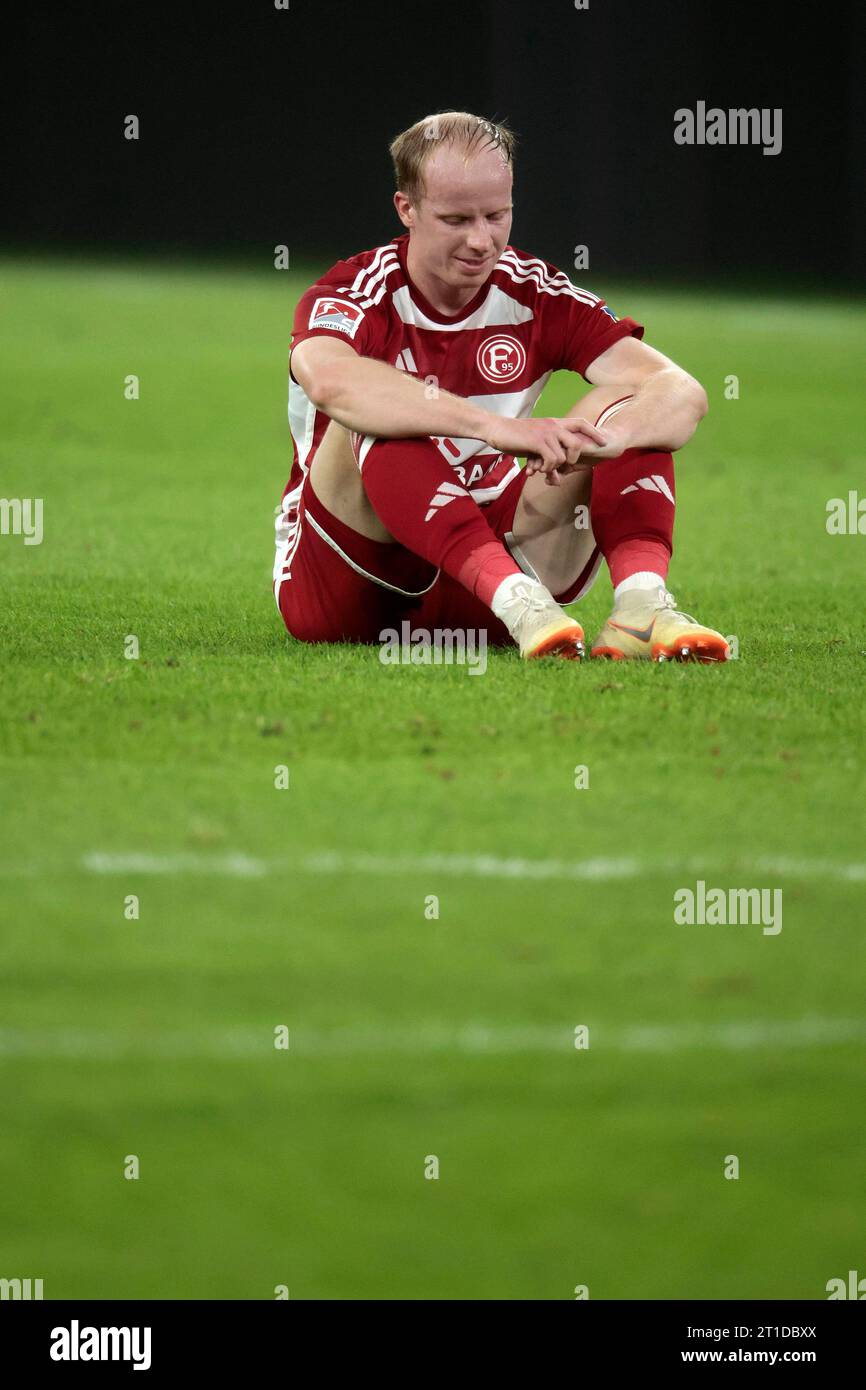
[0,256,864,1300]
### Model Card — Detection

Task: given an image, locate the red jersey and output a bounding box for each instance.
[279,232,643,520]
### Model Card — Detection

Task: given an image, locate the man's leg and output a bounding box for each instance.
[507,463,599,599]
[310,412,600,604]
[588,446,729,659]
[303,408,726,661]
[309,419,395,542]
[510,387,729,662]
[508,386,668,599]
[275,472,439,644]
[357,433,587,658]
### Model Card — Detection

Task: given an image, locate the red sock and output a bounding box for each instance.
[590,448,675,585]
[605,538,671,589]
[453,540,526,607]
[361,437,522,606]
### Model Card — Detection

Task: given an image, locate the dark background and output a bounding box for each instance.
[5,0,864,284]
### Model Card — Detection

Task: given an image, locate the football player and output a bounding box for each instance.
[275,111,728,662]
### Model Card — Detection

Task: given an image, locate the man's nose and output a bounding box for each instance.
[465,222,494,251]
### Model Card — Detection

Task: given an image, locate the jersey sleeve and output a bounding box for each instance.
[540,271,645,379]
[290,263,392,363]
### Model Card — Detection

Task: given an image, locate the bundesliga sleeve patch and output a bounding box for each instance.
[307,296,365,339]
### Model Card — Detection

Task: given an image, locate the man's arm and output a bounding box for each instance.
[290,335,607,468]
[526,336,708,480]
[577,337,708,457]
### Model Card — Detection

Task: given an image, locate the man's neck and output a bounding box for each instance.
[405,239,486,318]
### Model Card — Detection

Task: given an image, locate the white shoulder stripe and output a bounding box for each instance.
[338,271,399,312]
[501,247,566,277]
[501,247,593,290]
[343,249,400,306]
[339,266,399,309]
[348,243,395,294]
[348,256,401,309]
[499,250,601,305]
[500,250,600,302]
[498,259,600,306]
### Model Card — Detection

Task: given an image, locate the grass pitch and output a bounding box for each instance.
[0,257,864,1299]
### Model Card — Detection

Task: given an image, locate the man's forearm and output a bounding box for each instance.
[313,353,491,443]
[571,368,708,456]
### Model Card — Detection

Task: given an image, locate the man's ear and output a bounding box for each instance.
[393,190,414,229]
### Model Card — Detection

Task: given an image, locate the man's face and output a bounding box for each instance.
[395,142,513,289]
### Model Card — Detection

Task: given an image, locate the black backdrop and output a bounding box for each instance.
[6,0,864,283]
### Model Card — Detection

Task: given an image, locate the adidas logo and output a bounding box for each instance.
[394,348,419,373]
[424,481,468,522]
[620,475,675,503]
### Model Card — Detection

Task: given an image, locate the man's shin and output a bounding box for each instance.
[590,448,675,590]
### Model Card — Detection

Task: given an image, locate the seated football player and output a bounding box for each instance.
[274,110,729,662]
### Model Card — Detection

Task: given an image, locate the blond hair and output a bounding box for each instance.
[389,111,516,204]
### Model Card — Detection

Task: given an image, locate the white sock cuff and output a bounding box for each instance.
[614,571,667,600]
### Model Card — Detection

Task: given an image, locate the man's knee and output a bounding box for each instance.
[309,436,395,543]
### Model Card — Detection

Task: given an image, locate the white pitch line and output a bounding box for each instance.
[82,850,268,878]
[752,856,866,882]
[302,850,639,881]
[79,850,640,880]
[0,1017,864,1061]
[0,850,863,885]
[75,850,866,883]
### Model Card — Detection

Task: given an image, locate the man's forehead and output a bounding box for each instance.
[421,143,512,205]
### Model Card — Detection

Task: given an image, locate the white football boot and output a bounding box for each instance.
[591,586,730,663]
[495,576,585,660]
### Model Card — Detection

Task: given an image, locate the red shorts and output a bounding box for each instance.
[273,468,600,645]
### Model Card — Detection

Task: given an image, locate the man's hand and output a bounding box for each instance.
[521,416,626,486]
[484,415,607,469]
